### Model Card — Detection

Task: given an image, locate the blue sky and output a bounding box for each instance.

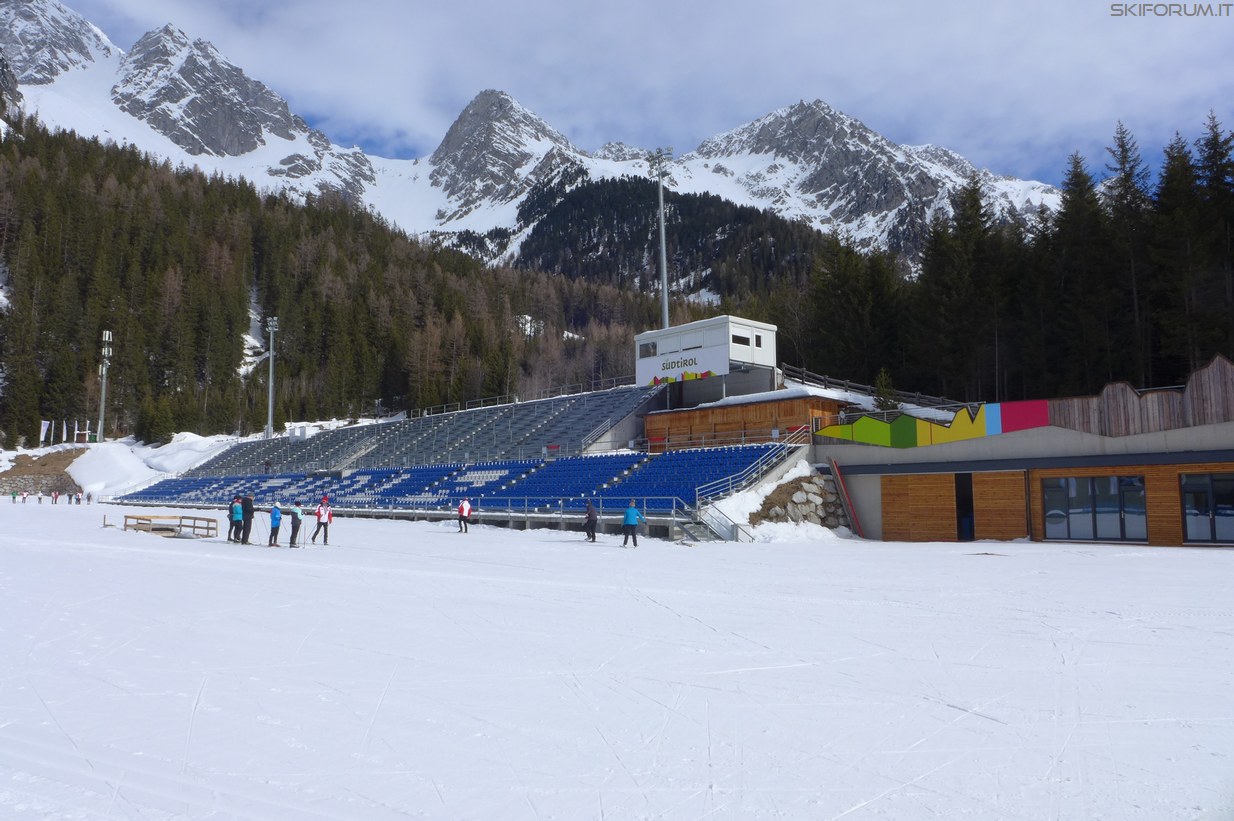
[65,0,1234,186]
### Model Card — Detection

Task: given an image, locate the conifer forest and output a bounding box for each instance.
[0,114,1231,447]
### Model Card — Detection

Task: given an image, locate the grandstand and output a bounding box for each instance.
[116,379,808,541]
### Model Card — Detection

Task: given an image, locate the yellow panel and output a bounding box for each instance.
[931,405,987,444]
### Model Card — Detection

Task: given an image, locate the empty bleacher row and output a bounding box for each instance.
[184,384,663,478]
[121,444,790,515]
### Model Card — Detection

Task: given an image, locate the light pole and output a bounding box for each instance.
[649,147,673,329]
[265,316,278,439]
[97,330,112,443]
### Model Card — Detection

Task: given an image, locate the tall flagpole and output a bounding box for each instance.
[97,330,112,443]
[649,147,673,329]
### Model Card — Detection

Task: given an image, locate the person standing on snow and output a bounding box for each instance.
[458,498,472,533]
[228,496,243,542]
[583,500,598,542]
[240,492,255,544]
[622,499,646,548]
[287,502,303,547]
[268,502,282,546]
[311,496,332,545]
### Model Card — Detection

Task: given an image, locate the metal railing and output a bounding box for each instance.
[408,374,639,419]
[781,363,960,409]
[640,425,811,453]
[694,440,803,503]
[694,503,754,542]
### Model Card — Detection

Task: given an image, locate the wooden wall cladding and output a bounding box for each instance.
[1184,355,1234,426]
[882,474,957,542]
[645,396,845,445]
[972,472,1028,540]
[1047,354,1233,436]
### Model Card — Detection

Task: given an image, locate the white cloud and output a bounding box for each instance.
[63,0,1234,185]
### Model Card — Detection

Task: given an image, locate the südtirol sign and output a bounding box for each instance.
[637,344,729,385]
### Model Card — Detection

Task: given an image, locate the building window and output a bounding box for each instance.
[1181,473,1234,543]
[1041,475,1147,542]
[732,334,750,346]
[638,341,657,359]
[755,334,763,348]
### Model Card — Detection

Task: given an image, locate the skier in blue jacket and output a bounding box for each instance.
[622,499,646,547]
[268,502,282,546]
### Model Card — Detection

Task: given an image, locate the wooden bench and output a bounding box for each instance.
[123,515,218,539]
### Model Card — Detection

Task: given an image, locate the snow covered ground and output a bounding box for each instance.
[1,437,1231,819]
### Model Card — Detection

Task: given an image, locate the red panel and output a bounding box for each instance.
[999,400,1049,432]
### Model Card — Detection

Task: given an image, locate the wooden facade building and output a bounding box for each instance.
[819,358,1234,548]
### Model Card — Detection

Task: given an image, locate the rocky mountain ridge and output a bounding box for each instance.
[0,0,1059,276]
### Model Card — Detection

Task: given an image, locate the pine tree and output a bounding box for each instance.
[1103,122,1152,384]
[873,367,900,411]
[1193,112,1234,358]
[1149,134,1207,380]
[1051,153,1117,394]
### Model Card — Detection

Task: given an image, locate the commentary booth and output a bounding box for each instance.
[635,316,778,408]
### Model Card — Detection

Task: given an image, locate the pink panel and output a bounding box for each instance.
[999,400,1050,432]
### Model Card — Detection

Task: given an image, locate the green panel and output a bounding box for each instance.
[851,416,892,447]
[889,414,919,448]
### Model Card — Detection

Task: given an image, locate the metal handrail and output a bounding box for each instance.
[694,443,795,503]
[694,502,754,542]
[781,363,960,408]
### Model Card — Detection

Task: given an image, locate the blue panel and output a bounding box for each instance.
[985,403,1002,436]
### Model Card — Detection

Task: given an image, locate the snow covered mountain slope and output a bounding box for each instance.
[0,0,1058,272]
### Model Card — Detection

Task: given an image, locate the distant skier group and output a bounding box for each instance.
[227,494,332,546]
[219,492,649,548]
[9,490,89,504]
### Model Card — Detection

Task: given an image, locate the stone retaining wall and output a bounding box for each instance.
[751,471,850,530]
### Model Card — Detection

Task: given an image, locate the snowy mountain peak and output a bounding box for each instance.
[428,89,588,221]
[903,143,979,178]
[112,23,309,157]
[594,141,650,162]
[0,0,118,85]
[693,98,883,163]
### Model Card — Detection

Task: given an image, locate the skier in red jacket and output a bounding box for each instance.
[311,496,332,545]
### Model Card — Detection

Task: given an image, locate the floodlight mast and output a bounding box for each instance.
[650,147,673,329]
[265,317,278,439]
[97,330,112,443]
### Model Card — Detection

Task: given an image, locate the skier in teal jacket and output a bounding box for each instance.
[621,499,646,547]
[228,496,243,542]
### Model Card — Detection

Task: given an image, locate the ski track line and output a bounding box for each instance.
[891,690,1013,769]
[182,675,207,775]
[636,589,772,651]
[30,680,93,774]
[360,666,399,754]
[826,750,971,821]
[594,725,649,805]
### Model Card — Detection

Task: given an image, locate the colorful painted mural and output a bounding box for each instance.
[649,370,716,386]
[816,400,1051,448]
